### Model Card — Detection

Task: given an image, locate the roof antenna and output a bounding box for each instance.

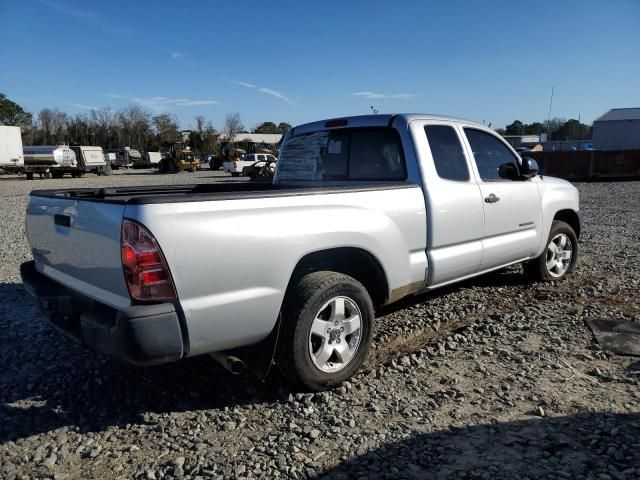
[370,106,378,115]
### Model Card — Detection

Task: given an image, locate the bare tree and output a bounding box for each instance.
[223,112,243,146]
[195,115,206,135]
[152,113,180,146]
[37,108,67,144]
[116,105,151,150]
[90,107,115,148]
[38,109,54,144]
[66,114,90,144]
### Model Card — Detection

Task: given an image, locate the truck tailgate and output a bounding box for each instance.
[26,196,130,309]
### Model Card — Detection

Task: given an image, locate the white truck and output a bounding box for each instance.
[0,126,24,170]
[21,114,580,391]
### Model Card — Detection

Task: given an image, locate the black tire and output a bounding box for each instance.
[278,271,374,391]
[524,220,578,282]
[26,172,34,180]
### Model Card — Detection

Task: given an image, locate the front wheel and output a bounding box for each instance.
[524,220,578,281]
[278,271,374,391]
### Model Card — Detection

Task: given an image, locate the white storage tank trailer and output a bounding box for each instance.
[21,145,77,179]
[23,146,77,167]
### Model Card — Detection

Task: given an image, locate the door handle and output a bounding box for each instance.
[484,193,500,204]
[54,214,71,227]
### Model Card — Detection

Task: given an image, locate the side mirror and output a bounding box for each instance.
[520,157,539,179]
[498,162,519,180]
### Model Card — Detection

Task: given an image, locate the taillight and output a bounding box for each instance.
[121,219,176,302]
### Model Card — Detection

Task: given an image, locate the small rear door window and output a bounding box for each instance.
[424,125,470,181]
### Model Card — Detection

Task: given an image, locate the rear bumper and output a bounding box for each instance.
[20,261,184,366]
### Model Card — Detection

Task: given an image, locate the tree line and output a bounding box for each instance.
[495,118,592,141]
[0,93,291,154]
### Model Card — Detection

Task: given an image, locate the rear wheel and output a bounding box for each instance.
[524,220,578,281]
[278,271,374,391]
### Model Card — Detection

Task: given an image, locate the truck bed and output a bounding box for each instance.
[29,181,414,204]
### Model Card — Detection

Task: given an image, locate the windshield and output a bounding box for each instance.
[276,127,406,182]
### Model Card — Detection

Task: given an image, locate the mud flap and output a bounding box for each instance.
[226,315,282,378]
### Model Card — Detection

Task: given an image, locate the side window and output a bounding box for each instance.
[464,128,519,181]
[424,125,469,181]
[257,154,266,161]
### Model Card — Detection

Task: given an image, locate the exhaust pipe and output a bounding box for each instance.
[210,352,245,375]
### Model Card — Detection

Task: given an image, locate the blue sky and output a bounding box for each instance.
[1,0,638,130]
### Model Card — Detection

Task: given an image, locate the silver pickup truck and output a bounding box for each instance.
[21,114,580,391]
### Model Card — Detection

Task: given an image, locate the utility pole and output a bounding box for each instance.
[546,86,554,141]
[578,113,581,149]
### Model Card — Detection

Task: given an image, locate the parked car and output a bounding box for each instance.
[224,152,277,176]
[21,114,580,391]
[106,148,141,169]
[241,159,277,180]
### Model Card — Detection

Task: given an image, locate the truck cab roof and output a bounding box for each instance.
[291,113,484,135]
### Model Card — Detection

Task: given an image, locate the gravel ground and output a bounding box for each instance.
[0,171,639,480]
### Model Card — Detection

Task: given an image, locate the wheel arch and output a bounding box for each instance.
[287,247,390,307]
[554,209,581,238]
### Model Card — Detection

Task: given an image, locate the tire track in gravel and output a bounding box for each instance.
[366,266,638,370]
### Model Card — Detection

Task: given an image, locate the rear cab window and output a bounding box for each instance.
[276,127,406,181]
